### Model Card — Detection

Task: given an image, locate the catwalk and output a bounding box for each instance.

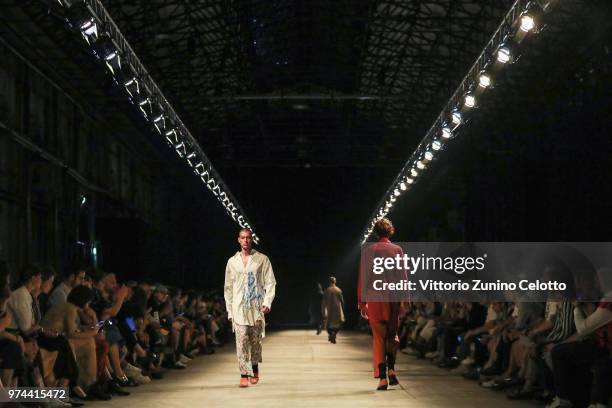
[83,331,538,408]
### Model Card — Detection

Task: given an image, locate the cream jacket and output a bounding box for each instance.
[224,249,276,331]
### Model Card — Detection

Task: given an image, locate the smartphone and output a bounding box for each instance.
[96,320,106,333]
[125,317,136,332]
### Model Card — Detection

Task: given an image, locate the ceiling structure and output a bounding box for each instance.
[2,0,611,324]
[98,0,514,168]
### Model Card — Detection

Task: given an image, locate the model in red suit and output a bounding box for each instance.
[358,218,404,390]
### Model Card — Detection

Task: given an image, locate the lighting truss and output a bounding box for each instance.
[54,0,260,243]
[360,0,556,244]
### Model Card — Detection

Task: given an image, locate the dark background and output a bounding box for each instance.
[0,0,610,327]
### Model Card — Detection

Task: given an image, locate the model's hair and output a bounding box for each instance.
[329,276,336,285]
[373,218,394,238]
[237,228,253,237]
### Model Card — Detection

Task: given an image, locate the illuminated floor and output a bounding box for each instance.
[86,330,539,408]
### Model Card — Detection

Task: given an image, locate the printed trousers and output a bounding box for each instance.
[234,323,263,376]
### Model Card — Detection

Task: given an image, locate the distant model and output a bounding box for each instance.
[358,218,404,390]
[224,228,276,388]
[323,277,345,343]
[309,283,324,335]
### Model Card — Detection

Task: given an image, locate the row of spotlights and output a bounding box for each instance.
[63,1,259,241]
[363,2,546,243]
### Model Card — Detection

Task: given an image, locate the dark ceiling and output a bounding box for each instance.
[99,0,514,168]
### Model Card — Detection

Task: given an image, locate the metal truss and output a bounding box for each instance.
[28,0,261,241]
[356,0,515,131]
[95,1,514,168]
[359,0,598,242]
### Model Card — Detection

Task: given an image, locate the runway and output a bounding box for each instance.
[87,330,538,408]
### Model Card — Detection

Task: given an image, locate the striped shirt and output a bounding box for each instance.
[545,300,575,342]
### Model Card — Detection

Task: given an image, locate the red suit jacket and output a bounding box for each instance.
[358,237,405,322]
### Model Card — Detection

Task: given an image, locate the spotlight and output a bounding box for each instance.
[153,114,166,134]
[451,110,462,125]
[424,151,434,161]
[441,126,452,139]
[432,140,442,151]
[406,177,414,184]
[138,98,153,118]
[165,129,179,145]
[124,77,139,98]
[390,196,396,203]
[393,188,400,197]
[496,43,514,64]
[520,14,535,32]
[186,151,198,167]
[478,71,492,88]
[67,3,99,44]
[516,3,546,38]
[410,168,418,178]
[193,162,206,175]
[464,94,476,108]
[416,160,425,170]
[94,36,120,63]
[400,182,407,191]
[101,49,122,75]
[175,141,187,158]
[80,19,98,43]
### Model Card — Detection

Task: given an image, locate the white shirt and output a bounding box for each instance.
[48,282,71,308]
[8,286,34,332]
[224,249,276,329]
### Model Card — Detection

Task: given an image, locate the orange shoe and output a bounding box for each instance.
[239,377,249,387]
[250,375,259,385]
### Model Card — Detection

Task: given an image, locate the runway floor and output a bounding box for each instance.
[87,330,540,408]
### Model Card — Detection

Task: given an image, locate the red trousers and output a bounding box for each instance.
[368,303,400,378]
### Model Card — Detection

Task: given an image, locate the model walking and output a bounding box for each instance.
[224,228,276,388]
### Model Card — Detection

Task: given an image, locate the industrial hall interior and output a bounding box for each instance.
[0,1,611,408]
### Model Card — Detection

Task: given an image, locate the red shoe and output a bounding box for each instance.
[250,375,259,385]
[239,377,249,388]
[377,378,388,391]
[388,369,399,386]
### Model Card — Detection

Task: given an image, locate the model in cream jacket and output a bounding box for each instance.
[224,249,276,334]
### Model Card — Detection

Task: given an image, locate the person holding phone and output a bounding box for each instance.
[224,228,276,388]
[41,285,111,400]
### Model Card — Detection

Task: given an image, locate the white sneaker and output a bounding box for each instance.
[480,379,496,388]
[176,360,188,368]
[127,371,152,384]
[451,364,471,374]
[180,353,194,361]
[546,397,573,408]
[460,357,475,365]
[401,347,419,356]
[425,351,439,359]
[125,362,142,373]
[45,398,72,408]
[178,355,191,365]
